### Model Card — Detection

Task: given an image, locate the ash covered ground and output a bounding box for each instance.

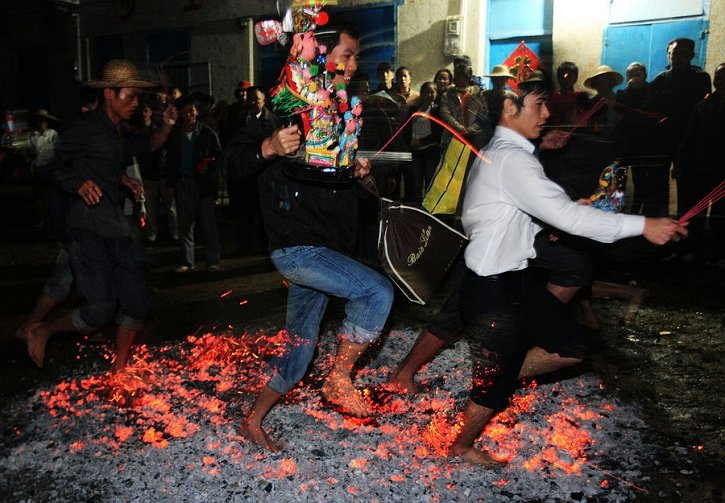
[0,183,723,502]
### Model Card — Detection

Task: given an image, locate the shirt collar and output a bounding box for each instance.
[494,125,536,154]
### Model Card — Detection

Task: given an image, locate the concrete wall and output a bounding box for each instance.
[707,0,725,75]
[5,0,721,120]
[76,0,486,103]
[552,0,609,94]
[553,0,723,94]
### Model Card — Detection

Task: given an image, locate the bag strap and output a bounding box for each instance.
[358,173,381,200]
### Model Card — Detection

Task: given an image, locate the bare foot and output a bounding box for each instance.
[241,419,282,452]
[451,445,508,467]
[624,287,648,323]
[26,322,49,368]
[386,370,420,394]
[321,373,372,417]
[15,322,33,342]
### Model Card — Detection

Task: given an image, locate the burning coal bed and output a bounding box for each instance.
[1,327,653,502]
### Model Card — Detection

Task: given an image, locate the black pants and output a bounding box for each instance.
[459,267,590,411]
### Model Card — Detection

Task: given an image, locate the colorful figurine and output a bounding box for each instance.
[591,161,627,212]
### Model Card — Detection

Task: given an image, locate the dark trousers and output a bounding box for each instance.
[69,228,149,332]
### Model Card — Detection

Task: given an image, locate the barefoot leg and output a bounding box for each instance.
[26,322,50,368]
[321,339,371,417]
[450,400,506,467]
[387,329,445,394]
[241,386,283,452]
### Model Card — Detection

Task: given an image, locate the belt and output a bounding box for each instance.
[483,269,526,281]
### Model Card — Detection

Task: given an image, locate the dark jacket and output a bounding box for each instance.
[257,159,370,254]
[222,124,369,254]
[166,122,221,197]
[648,66,711,159]
[221,108,280,184]
[44,106,151,239]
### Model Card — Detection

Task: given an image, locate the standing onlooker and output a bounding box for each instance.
[433,68,453,105]
[676,62,725,263]
[373,62,395,94]
[223,86,280,255]
[547,61,587,127]
[583,65,623,134]
[403,82,441,202]
[133,102,176,243]
[649,37,711,217]
[615,62,661,215]
[392,66,419,108]
[28,110,60,224]
[482,65,512,128]
[23,59,177,372]
[166,95,222,272]
[224,80,252,146]
[438,63,491,149]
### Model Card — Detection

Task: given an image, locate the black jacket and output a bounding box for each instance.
[166,123,221,197]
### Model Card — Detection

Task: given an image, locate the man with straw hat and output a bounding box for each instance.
[22,59,178,375]
[483,64,513,128]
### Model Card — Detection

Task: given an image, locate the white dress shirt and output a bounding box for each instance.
[462,126,645,277]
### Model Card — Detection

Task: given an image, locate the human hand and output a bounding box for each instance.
[195,157,215,174]
[261,125,302,159]
[163,105,178,127]
[353,157,371,178]
[643,217,688,245]
[121,174,145,202]
[77,179,103,206]
[540,129,569,150]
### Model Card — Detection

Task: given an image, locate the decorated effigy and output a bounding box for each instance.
[255,0,361,181]
[590,161,627,212]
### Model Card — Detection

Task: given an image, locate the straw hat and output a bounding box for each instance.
[86,59,156,89]
[584,65,624,89]
[34,109,59,122]
[485,65,512,78]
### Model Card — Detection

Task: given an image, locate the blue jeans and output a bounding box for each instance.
[266,246,394,395]
[68,228,149,333]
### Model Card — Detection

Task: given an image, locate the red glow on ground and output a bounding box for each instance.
[33,332,642,497]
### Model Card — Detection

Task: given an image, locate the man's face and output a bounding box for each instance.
[329,32,360,85]
[179,104,198,128]
[105,87,141,122]
[714,64,725,91]
[248,90,265,114]
[381,69,394,86]
[505,92,550,140]
[396,69,411,89]
[454,69,470,88]
[558,70,577,89]
[626,65,646,88]
[668,42,693,71]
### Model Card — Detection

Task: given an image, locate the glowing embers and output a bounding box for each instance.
[22,328,651,500]
[38,327,296,450]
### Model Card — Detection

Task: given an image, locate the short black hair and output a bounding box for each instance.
[453,55,472,67]
[315,18,360,53]
[175,94,198,109]
[556,61,578,80]
[668,37,695,53]
[377,62,393,74]
[434,68,453,82]
[79,87,99,109]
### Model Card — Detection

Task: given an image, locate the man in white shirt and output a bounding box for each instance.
[451,75,687,466]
